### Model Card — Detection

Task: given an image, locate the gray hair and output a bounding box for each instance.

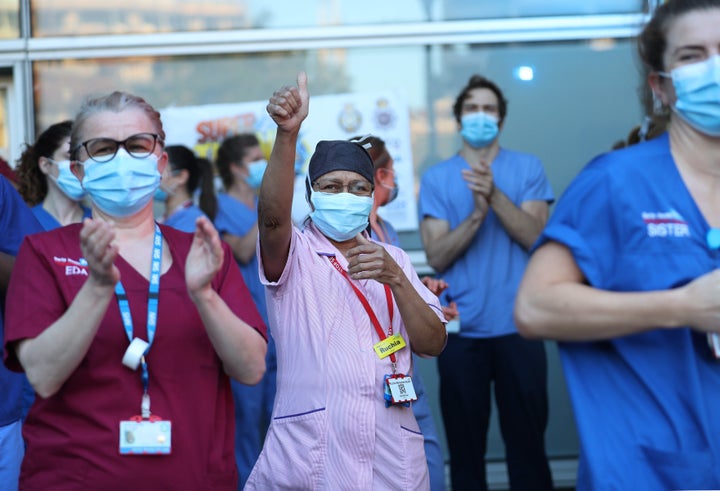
[70,91,165,157]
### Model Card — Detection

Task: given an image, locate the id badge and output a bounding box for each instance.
[373,334,407,359]
[385,374,417,406]
[119,416,172,455]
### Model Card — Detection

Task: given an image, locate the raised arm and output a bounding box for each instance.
[258,72,309,282]
[514,241,720,341]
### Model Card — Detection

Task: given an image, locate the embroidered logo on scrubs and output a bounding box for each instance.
[54,256,89,276]
[641,209,690,238]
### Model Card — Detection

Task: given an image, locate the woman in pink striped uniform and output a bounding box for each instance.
[245,73,447,490]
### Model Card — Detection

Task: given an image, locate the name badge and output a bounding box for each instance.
[373,334,406,359]
[386,374,418,405]
[119,417,172,455]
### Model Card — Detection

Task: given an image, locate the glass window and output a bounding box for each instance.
[441,0,647,20]
[30,0,647,37]
[34,39,643,236]
[0,0,19,38]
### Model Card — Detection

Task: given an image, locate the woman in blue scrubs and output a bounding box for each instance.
[515,1,720,489]
[16,120,91,231]
[155,145,216,232]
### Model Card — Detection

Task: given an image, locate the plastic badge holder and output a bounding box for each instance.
[119,416,171,455]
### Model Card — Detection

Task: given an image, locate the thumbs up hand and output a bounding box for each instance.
[267,71,310,133]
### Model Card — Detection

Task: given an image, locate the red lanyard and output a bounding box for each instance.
[328,256,396,363]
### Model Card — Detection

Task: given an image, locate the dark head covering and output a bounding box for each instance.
[305,140,375,202]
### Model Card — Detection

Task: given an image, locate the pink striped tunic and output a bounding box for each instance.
[246,222,444,490]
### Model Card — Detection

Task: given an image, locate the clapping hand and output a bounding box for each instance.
[79,218,120,288]
[421,276,459,321]
[186,216,224,298]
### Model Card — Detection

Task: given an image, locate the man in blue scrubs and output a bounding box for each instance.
[419,75,554,491]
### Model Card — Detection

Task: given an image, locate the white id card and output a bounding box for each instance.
[387,375,418,404]
[119,418,172,455]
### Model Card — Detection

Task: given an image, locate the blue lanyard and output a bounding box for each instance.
[115,223,163,393]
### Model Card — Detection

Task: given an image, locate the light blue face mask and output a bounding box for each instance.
[662,55,720,137]
[153,186,169,202]
[460,112,499,148]
[246,159,268,189]
[388,174,399,204]
[82,148,161,217]
[379,172,399,205]
[310,191,373,242]
[49,159,85,201]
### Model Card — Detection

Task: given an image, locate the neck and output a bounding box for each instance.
[669,122,720,177]
[369,212,388,244]
[93,203,157,243]
[166,190,192,216]
[43,186,84,226]
[227,180,256,207]
[459,140,499,166]
[327,234,359,258]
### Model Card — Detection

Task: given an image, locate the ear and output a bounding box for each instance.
[175,168,190,185]
[38,156,53,176]
[648,72,669,107]
[231,161,248,177]
[375,167,385,184]
[157,151,168,175]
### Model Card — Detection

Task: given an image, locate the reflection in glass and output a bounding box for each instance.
[34,41,642,227]
[0,0,19,39]
[31,1,250,37]
[441,0,647,20]
[29,0,646,37]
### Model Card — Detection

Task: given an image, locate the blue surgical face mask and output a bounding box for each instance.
[49,159,85,201]
[460,112,499,148]
[662,55,720,137]
[310,191,373,242]
[246,159,268,189]
[82,148,161,217]
[154,168,177,202]
[154,186,169,202]
[380,172,399,205]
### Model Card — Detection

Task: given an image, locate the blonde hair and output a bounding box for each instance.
[70,91,165,158]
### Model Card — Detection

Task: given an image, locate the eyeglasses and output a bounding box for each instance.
[74,133,163,163]
[313,178,373,196]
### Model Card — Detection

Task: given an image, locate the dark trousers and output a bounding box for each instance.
[438,333,554,491]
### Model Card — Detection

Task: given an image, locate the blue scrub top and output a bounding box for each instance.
[419,149,554,338]
[1,176,43,425]
[370,216,400,248]
[538,133,720,489]
[163,204,206,234]
[214,193,268,325]
[32,203,92,231]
